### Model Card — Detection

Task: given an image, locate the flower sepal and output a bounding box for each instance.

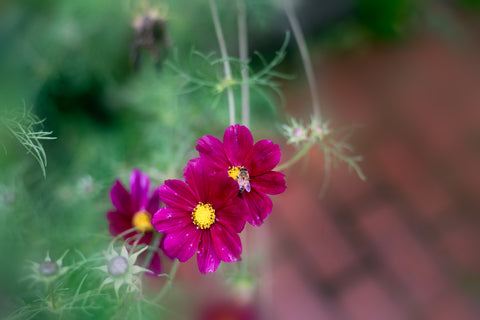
[97,244,149,296]
[23,251,70,288]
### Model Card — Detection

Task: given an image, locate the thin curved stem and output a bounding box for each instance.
[141,232,162,269]
[153,259,180,303]
[275,140,315,171]
[284,0,321,122]
[109,227,139,248]
[49,282,55,310]
[237,0,250,127]
[209,0,236,125]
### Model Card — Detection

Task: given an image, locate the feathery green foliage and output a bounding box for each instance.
[1,108,56,177]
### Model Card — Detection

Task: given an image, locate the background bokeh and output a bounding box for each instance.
[1,0,480,319]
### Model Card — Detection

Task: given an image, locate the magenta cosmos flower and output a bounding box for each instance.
[152,159,247,274]
[196,124,286,226]
[107,169,166,276]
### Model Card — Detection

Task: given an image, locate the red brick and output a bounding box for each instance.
[399,95,463,160]
[279,31,480,320]
[423,290,479,320]
[454,155,480,197]
[323,152,371,205]
[359,205,448,304]
[442,223,480,273]
[264,261,336,320]
[275,174,358,278]
[374,139,453,221]
[459,90,480,131]
[320,70,378,126]
[373,140,416,186]
[339,276,407,320]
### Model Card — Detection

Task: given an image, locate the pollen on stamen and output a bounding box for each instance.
[192,202,216,229]
[228,166,241,180]
[132,211,153,232]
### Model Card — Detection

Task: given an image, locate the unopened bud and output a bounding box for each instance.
[39,261,58,276]
[108,256,128,277]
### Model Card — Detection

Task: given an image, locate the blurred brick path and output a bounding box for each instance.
[267,32,480,320]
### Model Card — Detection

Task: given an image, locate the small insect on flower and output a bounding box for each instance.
[237,167,251,194]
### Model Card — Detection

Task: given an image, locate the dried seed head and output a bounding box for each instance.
[131,10,170,70]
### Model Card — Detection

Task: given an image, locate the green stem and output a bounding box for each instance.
[109,227,138,247]
[154,259,180,303]
[114,291,133,319]
[141,232,162,269]
[275,140,314,171]
[284,0,322,122]
[209,0,236,125]
[49,281,55,310]
[237,0,250,127]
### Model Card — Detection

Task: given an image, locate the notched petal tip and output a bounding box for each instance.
[158,180,197,211]
[223,124,254,166]
[245,140,282,176]
[243,190,273,227]
[130,168,151,211]
[250,171,286,195]
[197,232,221,274]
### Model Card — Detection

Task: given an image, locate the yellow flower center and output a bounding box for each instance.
[132,211,153,232]
[228,166,242,180]
[192,202,216,229]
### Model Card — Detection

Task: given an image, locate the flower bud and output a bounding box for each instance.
[39,260,59,276]
[107,256,128,277]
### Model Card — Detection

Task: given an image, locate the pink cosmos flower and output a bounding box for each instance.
[152,159,247,274]
[107,169,165,276]
[196,124,286,226]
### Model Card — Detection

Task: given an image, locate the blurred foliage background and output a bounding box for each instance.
[0,0,478,319]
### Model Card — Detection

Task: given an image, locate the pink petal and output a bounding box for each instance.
[163,224,201,262]
[110,180,133,215]
[196,231,221,274]
[183,158,214,202]
[152,207,192,234]
[159,233,176,260]
[130,169,150,211]
[146,187,161,214]
[159,180,197,211]
[242,189,273,226]
[211,223,242,262]
[223,125,253,166]
[196,135,230,170]
[250,171,286,195]
[107,210,136,238]
[208,171,240,210]
[215,199,247,233]
[244,140,282,176]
